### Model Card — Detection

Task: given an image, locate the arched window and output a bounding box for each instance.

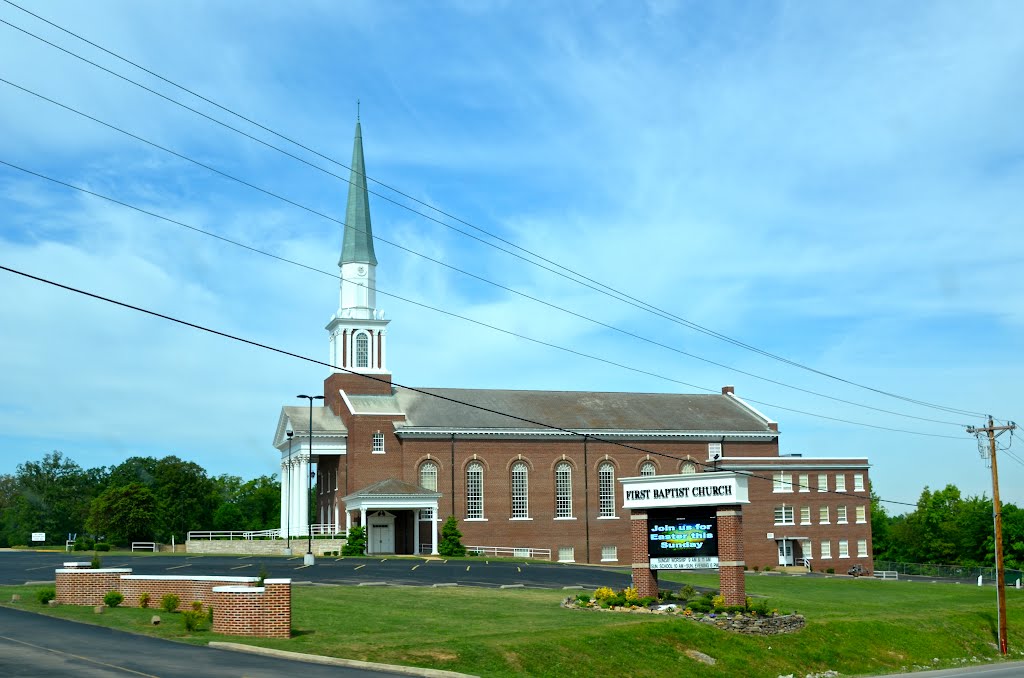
[511,462,529,518]
[555,462,572,518]
[681,461,697,474]
[355,332,369,368]
[639,461,657,476]
[598,462,615,517]
[419,461,438,521]
[466,461,484,519]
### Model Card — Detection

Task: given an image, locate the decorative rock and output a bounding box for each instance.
[150,615,161,626]
[10,594,20,602]
[686,649,716,665]
[93,606,104,614]
[48,599,58,607]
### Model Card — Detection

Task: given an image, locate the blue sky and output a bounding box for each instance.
[1,0,1022,512]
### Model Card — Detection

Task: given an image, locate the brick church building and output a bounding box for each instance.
[274,120,874,572]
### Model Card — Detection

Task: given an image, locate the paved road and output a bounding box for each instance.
[1,549,642,591]
[864,662,1024,677]
[0,605,406,677]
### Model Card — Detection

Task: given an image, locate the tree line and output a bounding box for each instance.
[0,451,283,547]
[871,484,1024,570]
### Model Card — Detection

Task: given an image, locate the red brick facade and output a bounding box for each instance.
[55,568,129,605]
[212,579,291,639]
[717,509,745,605]
[629,513,657,598]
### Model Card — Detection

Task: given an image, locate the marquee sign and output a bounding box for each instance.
[620,471,748,509]
[647,507,719,570]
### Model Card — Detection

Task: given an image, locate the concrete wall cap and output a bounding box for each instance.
[56,568,133,574]
[263,578,292,585]
[121,575,259,583]
[212,586,266,593]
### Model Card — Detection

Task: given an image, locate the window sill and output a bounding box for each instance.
[465,518,488,522]
[819,521,831,525]
[371,451,386,455]
[509,517,533,521]
[600,558,618,563]
[837,521,848,525]
[554,517,577,521]
[597,515,620,520]
[774,523,795,527]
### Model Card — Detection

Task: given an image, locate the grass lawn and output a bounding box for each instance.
[3,574,1024,677]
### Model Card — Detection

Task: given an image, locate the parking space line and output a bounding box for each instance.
[230,564,252,570]
[166,564,190,570]
[354,564,366,570]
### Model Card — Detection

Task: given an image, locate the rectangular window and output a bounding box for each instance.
[856,505,867,524]
[857,539,868,557]
[601,545,618,562]
[555,463,573,518]
[837,505,848,524]
[773,472,793,493]
[708,442,722,459]
[798,473,810,492]
[372,432,385,454]
[774,505,794,525]
[511,463,529,519]
[466,463,484,520]
[854,474,865,492]
[819,506,830,524]
[817,474,828,493]
[835,474,846,493]
[800,506,811,525]
[598,463,616,517]
[558,546,575,563]
[820,540,832,559]
[839,539,849,558]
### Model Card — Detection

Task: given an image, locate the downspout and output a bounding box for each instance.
[583,435,590,564]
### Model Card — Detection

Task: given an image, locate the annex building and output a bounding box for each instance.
[273,120,874,572]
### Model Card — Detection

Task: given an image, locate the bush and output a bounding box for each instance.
[593,586,616,601]
[182,609,206,632]
[438,516,466,557]
[73,537,94,552]
[94,543,111,552]
[257,563,268,587]
[575,592,592,604]
[36,586,56,605]
[139,592,151,609]
[341,525,367,556]
[752,565,760,572]
[680,584,696,601]
[91,553,102,569]
[638,596,657,607]
[103,591,124,607]
[160,594,180,613]
[687,599,712,613]
[826,567,835,574]
[191,601,203,612]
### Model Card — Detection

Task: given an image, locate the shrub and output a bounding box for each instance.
[104,591,124,607]
[622,586,640,604]
[36,586,56,605]
[73,537,94,551]
[711,594,726,612]
[575,592,592,604]
[593,586,616,601]
[687,599,712,613]
[94,543,111,552]
[257,563,268,587]
[160,594,180,613]
[826,567,835,574]
[206,606,214,624]
[139,592,151,609]
[638,596,657,607]
[752,565,760,572]
[763,565,773,571]
[438,516,466,557]
[680,584,695,600]
[91,553,102,569]
[341,525,367,556]
[182,609,206,632]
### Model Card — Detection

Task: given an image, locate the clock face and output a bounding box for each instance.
[357,265,366,276]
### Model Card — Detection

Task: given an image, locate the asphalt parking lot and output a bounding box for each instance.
[1,549,641,591]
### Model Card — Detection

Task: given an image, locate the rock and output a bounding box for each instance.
[10,594,20,602]
[685,649,716,665]
[150,615,161,626]
[47,599,58,607]
[93,606,104,614]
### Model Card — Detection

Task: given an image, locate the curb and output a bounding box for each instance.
[208,642,478,677]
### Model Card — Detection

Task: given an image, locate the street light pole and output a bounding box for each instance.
[284,430,293,556]
[297,394,324,566]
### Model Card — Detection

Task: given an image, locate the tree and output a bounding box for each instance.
[212,502,245,531]
[150,456,217,542]
[870,490,892,559]
[86,483,157,545]
[438,516,466,557]
[342,525,367,555]
[8,452,105,545]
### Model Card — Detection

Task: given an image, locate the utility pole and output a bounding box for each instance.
[967,417,1016,656]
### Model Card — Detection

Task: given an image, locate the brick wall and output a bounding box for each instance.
[186,539,345,556]
[629,512,657,598]
[119,575,259,610]
[717,508,746,606]
[55,568,130,605]
[211,578,291,639]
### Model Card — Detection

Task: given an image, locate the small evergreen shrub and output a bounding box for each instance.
[94,543,111,552]
[160,594,180,613]
[680,584,695,600]
[91,553,102,569]
[438,516,466,557]
[103,591,123,607]
[575,592,592,604]
[139,592,151,608]
[191,600,203,612]
[826,567,835,574]
[638,596,657,607]
[182,609,205,632]
[36,586,56,605]
[341,525,367,556]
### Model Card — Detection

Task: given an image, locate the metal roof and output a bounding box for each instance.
[339,120,378,266]
[279,406,347,435]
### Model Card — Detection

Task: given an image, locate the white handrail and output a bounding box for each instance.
[464,545,552,560]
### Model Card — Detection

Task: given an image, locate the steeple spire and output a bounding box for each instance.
[339,118,378,266]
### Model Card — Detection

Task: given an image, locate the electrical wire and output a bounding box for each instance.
[0,157,969,441]
[0,261,920,508]
[0,74,983,429]
[0,3,990,421]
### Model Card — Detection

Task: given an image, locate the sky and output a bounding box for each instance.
[1,0,1022,512]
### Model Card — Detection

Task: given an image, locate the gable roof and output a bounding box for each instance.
[272,405,347,448]
[391,386,774,436]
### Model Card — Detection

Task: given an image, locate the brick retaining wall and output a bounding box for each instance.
[119,575,260,610]
[55,568,131,605]
[212,579,291,638]
[186,539,344,556]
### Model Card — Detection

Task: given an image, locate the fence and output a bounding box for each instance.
[188,525,344,541]
[874,560,1024,585]
[465,545,552,560]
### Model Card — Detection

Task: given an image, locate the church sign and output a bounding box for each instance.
[647,507,718,569]
[621,472,748,510]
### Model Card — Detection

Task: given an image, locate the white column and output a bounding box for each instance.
[345,508,352,532]
[414,511,420,555]
[297,454,309,535]
[289,459,299,538]
[431,507,439,555]
[280,462,287,537]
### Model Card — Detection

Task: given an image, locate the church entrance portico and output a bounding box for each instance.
[343,479,442,556]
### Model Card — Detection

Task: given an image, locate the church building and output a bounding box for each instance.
[273,120,874,571]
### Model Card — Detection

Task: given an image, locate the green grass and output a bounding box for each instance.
[3,575,1024,677]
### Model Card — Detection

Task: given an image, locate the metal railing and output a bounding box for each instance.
[874,560,1024,584]
[187,526,346,541]
[465,545,552,560]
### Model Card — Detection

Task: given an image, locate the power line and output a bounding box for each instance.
[0,157,968,440]
[0,3,989,421]
[0,77,977,429]
[0,261,919,508]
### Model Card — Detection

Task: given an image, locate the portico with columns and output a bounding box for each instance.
[342,479,442,556]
